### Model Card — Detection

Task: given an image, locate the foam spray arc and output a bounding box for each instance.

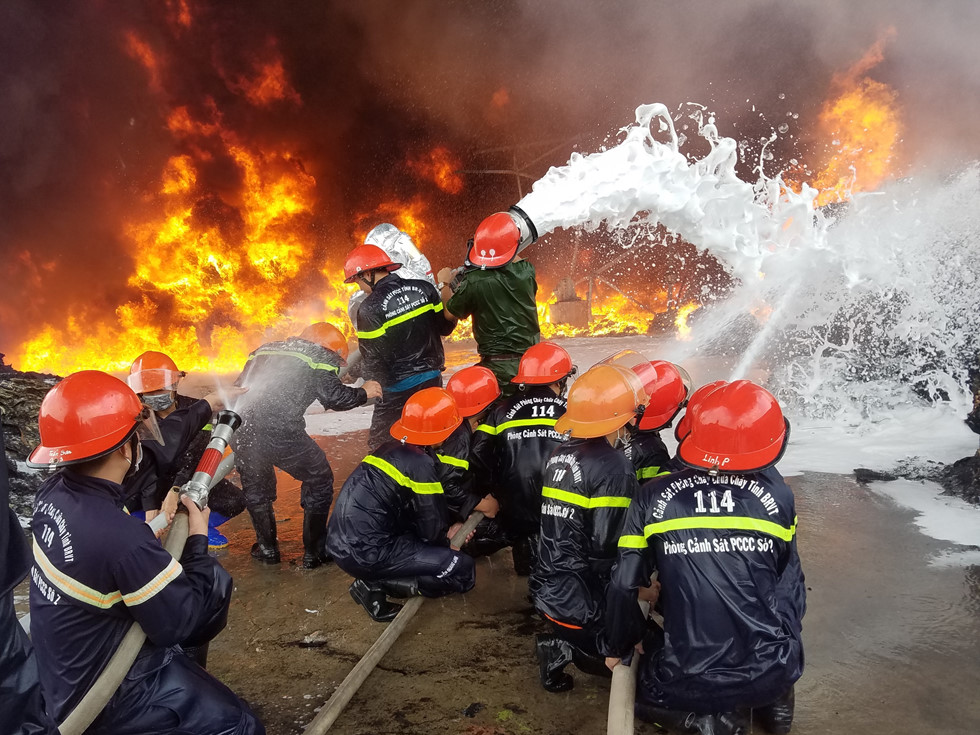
[504,102,980,422]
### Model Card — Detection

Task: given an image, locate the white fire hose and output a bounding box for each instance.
[302,510,485,735]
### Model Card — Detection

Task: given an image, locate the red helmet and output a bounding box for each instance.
[512,342,574,385]
[28,371,148,468]
[343,244,402,283]
[446,366,501,418]
[390,387,463,445]
[631,360,689,431]
[467,212,520,269]
[677,380,789,473]
[299,322,349,362]
[555,364,646,438]
[128,351,183,393]
[673,380,727,442]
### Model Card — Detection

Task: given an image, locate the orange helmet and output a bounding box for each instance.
[390,387,463,445]
[446,366,501,417]
[28,371,154,468]
[466,212,521,269]
[555,364,647,438]
[512,342,574,385]
[677,380,789,473]
[299,322,349,362]
[673,380,727,442]
[631,360,689,431]
[343,244,402,283]
[128,351,184,394]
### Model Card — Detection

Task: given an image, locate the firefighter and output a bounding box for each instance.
[437,212,541,390]
[345,244,456,451]
[326,387,476,622]
[624,359,690,481]
[530,364,649,692]
[26,371,263,734]
[439,366,502,524]
[605,380,805,735]
[1,420,54,734]
[470,341,572,575]
[127,350,247,550]
[234,322,382,567]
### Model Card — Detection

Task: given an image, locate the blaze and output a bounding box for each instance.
[797,32,902,206]
[674,302,700,341]
[408,146,464,195]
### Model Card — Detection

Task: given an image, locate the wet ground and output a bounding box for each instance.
[14,430,980,734]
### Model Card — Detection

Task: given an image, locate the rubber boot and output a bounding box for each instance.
[300,512,332,569]
[755,686,795,734]
[636,705,747,735]
[535,634,574,692]
[379,578,420,599]
[207,511,230,551]
[349,579,402,622]
[248,503,280,564]
[571,645,613,679]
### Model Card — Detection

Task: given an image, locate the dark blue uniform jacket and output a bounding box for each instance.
[605,466,805,712]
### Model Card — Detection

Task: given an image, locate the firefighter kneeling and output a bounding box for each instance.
[530,364,648,692]
[605,381,805,735]
[27,371,263,734]
[327,388,476,622]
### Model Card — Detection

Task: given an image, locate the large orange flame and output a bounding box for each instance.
[797,31,902,206]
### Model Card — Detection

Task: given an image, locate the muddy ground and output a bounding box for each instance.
[14,429,980,734]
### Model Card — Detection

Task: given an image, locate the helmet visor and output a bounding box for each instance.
[135,407,165,445]
[128,368,183,393]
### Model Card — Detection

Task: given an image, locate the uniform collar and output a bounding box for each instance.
[60,468,127,504]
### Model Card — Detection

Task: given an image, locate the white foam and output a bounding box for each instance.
[865,478,980,551]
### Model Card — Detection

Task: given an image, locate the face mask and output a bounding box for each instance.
[142,392,175,412]
[124,436,143,479]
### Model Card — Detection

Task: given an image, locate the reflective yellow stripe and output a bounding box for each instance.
[356,302,444,340]
[364,455,444,495]
[202,423,214,432]
[121,558,182,606]
[637,466,669,480]
[542,486,631,509]
[246,349,338,372]
[437,454,469,470]
[33,544,123,609]
[643,514,797,542]
[618,534,648,549]
[476,418,557,435]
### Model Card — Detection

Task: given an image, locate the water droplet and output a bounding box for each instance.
[778,93,786,100]
[789,158,798,165]
[792,113,799,119]
[778,124,790,134]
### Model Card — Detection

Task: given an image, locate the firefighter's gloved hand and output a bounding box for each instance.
[205,386,248,412]
[182,495,211,537]
[475,493,499,518]
[362,380,382,401]
[437,267,455,285]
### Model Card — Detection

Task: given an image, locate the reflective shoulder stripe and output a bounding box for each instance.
[437,453,469,470]
[356,302,444,340]
[478,417,557,437]
[33,544,123,609]
[202,423,214,432]
[636,466,669,480]
[475,422,499,435]
[617,534,648,549]
[364,455,444,495]
[246,349,339,372]
[542,486,631,509]
[643,514,797,542]
[121,558,183,606]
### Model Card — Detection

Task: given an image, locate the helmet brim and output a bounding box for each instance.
[389,416,462,446]
[677,418,790,473]
[555,412,634,439]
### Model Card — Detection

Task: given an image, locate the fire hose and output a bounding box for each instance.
[57,410,242,735]
[606,599,651,735]
[302,510,486,735]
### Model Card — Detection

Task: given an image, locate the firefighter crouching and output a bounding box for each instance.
[344,244,456,451]
[530,364,650,693]
[327,388,476,622]
[605,380,805,735]
[439,366,502,526]
[470,341,573,575]
[234,322,381,568]
[26,371,263,734]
